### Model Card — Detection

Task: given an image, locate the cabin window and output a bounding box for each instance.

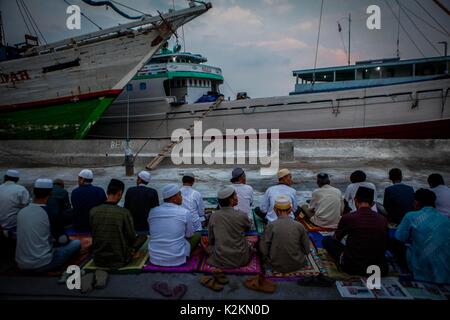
[194,79,198,86]
[189,79,192,86]
[126,84,133,92]
[385,65,413,78]
[335,70,355,81]
[139,82,147,90]
[416,62,446,76]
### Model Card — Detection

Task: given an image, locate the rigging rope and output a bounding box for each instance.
[20,0,47,44]
[63,0,103,30]
[400,2,449,37]
[384,0,425,57]
[15,0,33,38]
[80,0,146,20]
[396,0,441,56]
[312,0,324,84]
[414,0,449,35]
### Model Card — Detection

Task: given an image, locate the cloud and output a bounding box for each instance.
[239,37,309,52]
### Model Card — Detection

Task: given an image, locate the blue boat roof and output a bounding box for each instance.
[293,56,450,77]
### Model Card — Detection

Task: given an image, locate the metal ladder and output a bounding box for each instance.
[145,96,224,170]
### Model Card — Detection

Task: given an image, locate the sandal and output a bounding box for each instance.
[171,284,188,300]
[244,275,276,294]
[80,272,95,294]
[94,270,109,289]
[200,276,224,292]
[212,269,229,285]
[152,281,173,297]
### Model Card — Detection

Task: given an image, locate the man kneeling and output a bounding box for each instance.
[90,179,142,269]
[207,186,252,268]
[260,195,311,273]
[322,187,388,276]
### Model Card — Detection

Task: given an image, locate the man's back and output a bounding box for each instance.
[261,184,297,222]
[396,207,450,284]
[71,184,106,231]
[431,185,450,217]
[47,186,71,222]
[148,203,192,266]
[337,208,388,275]
[233,183,254,217]
[261,217,310,273]
[383,183,415,224]
[180,186,204,232]
[124,186,159,232]
[310,185,342,228]
[0,181,30,230]
[207,207,252,268]
[90,203,136,268]
[345,182,377,212]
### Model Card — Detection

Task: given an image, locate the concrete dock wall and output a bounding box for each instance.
[1,139,449,167]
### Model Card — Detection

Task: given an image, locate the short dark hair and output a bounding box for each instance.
[389,168,403,182]
[4,175,19,183]
[53,179,64,188]
[83,178,93,184]
[354,186,374,204]
[33,188,52,199]
[107,179,125,195]
[414,188,436,208]
[350,170,366,183]
[427,174,445,188]
[317,173,330,187]
[182,176,195,184]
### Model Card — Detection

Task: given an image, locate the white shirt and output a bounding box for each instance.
[180,186,205,232]
[232,183,254,220]
[15,204,53,270]
[431,185,450,217]
[148,202,194,266]
[309,185,343,229]
[260,184,297,222]
[0,181,30,230]
[344,182,378,212]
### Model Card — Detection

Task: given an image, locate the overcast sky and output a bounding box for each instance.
[1,0,449,97]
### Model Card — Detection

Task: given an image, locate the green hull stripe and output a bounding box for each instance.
[134,71,224,81]
[0,97,116,139]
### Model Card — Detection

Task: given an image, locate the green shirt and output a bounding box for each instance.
[90,203,137,268]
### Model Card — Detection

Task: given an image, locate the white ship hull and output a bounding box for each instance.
[89,77,450,139]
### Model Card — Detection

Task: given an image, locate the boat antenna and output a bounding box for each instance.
[396,4,400,58]
[312,0,324,84]
[348,13,351,65]
[337,18,348,61]
[0,11,5,46]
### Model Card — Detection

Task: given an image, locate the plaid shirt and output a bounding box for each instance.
[90,203,136,268]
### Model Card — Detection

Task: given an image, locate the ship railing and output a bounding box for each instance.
[22,2,211,57]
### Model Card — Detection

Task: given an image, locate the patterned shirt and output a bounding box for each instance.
[396,206,450,284]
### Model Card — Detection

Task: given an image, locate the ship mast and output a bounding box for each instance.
[0,11,5,46]
[348,13,351,65]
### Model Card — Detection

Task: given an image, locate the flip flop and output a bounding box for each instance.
[170,284,188,300]
[152,281,173,297]
[200,276,224,292]
[80,272,95,294]
[244,275,276,294]
[94,270,109,289]
[212,269,229,285]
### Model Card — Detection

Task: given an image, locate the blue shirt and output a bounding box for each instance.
[396,207,450,284]
[71,184,106,231]
[383,183,415,224]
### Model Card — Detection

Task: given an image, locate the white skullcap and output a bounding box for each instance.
[274,195,292,210]
[277,168,291,179]
[162,184,180,199]
[78,169,93,180]
[183,172,195,179]
[217,186,235,200]
[6,169,20,178]
[138,170,151,183]
[34,178,53,189]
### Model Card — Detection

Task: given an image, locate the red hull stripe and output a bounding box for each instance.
[0,89,123,113]
[279,119,450,139]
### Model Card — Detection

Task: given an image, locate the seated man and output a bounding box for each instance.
[344,170,377,213]
[231,167,254,221]
[383,168,414,224]
[322,187,388,276]
[427,173,450,218]
[260,195,310,273]
[90,179,142,269]
[207,186,252,268]
[0,169,30,231]
[396,189,450,284]
[148,184,199,267]
[301,173,343,229]
[180,173,205,232]
[259,169,299,222]
[124,171,159,232]
[16,179,81,272]
[71,169,106,232]
[47,179,72,227]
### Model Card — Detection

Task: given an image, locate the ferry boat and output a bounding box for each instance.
[89,55,450,139]
[0,1,212,139]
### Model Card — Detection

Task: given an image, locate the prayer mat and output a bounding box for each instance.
[83,238,148,274]
[264,243,322,281]
[296,215,335,232]
[200,235,259,249]
[0,234,92,277]
[143,247,203,273]
[252,210,266,234]
[197,251,262,275]
[316,248,354,281]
